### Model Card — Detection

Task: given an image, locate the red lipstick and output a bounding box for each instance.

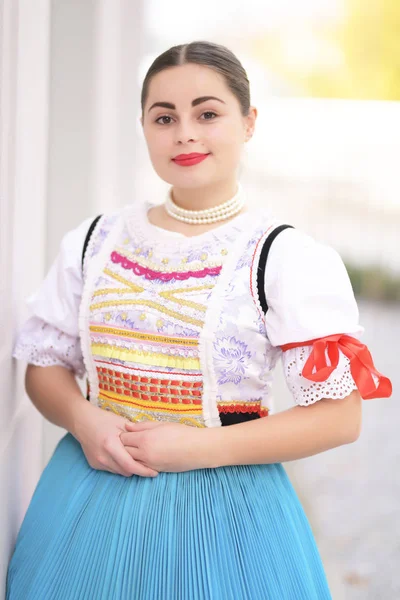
[172,153,210,167]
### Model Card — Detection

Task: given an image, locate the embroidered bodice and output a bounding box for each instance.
[14,195,390,428]
[79,204,281,427]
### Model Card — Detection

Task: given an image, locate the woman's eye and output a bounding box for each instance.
[155,115,174,125]
[155,112,216,125]
[201,111,217,120]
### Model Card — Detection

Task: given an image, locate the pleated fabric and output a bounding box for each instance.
[7,434,331,600]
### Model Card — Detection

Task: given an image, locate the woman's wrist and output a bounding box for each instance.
[68,396,95,441]
[199,426,230,469]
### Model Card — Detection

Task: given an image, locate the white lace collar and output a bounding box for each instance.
[123,198,263,249]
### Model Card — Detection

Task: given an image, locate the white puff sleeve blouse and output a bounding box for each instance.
[13,217,94,378]
[263,227,391,405]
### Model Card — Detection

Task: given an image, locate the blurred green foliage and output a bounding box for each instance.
[345,262,400,302]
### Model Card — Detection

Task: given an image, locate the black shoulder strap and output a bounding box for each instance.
[81,215,102,270]
[256,224,294,314]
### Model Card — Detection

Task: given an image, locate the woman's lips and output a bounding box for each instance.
[172,153,210,167]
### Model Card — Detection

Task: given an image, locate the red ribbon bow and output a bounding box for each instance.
[281,334,392,400]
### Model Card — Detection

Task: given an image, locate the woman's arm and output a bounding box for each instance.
[121,389,362,472]
[25,365,158,477]
[26,364,90,433]
[206,389,362,468]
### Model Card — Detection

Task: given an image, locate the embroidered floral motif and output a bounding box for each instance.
[185,246,214,262]
[213,335,252,385]
[235,236,260,270]
[88,216,119,261]
[156,320,199,337]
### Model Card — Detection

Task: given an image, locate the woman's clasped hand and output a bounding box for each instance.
[74,403,211,477]
[121,420,212,474]
[73,403,159,477]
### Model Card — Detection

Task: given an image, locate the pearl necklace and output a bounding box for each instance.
[165,184,245,224]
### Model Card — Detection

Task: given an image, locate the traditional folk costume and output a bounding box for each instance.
[7,193,391,599]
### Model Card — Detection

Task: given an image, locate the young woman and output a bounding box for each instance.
[7,41,391,599]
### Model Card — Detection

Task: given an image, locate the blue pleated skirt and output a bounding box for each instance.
[7,433,331,599]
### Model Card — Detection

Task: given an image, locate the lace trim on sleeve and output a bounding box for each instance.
[13,318,85,378]
[282,345,358,406]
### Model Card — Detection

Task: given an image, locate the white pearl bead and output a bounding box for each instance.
[165,196,245,225]
[165,184,245,224]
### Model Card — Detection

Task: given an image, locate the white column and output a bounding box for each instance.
[91,0,145,213]
[0,0,51,592]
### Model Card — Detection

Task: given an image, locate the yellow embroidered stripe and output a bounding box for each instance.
[92,288,138,297]
[98,390,203,414]
[161,284,214,295]
[90,325,199,346]
[91,343,200,370]
[158,284,214,313]
[89,300,204,327]
[98,398,205,427]
[103,268,144,292]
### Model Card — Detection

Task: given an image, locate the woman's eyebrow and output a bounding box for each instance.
[192,96,225,107]
[148,96,225,113]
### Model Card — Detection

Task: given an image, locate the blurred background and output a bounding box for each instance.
[1,0,399,597]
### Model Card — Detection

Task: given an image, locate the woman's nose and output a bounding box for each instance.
[174,120,198,144]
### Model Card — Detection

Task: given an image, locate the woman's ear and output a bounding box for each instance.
[244,106,257,142]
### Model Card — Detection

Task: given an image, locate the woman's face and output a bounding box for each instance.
[141,63,256,189]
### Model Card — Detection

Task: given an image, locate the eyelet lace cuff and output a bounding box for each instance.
[281,334,391,402]
[282,344,358,406]
[13,317,85,378]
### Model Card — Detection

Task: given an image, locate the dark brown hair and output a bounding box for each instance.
[141,41,251,117]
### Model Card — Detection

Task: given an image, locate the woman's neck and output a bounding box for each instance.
[170,179,238,211]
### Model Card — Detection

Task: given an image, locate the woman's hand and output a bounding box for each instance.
[72,402,159,478]
[120,420,215,473]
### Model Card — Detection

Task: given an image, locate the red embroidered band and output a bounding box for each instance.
[111,251,222,281]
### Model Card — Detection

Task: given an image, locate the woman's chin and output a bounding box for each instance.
[158,171,218,190]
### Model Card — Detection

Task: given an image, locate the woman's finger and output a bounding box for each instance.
[105,461,126,476]
[110,440,158,478]
[119,431,141,447]
[89,452,129,477]
[124,421,162,432]
[125,446,144,462]
[106,453,136,477]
